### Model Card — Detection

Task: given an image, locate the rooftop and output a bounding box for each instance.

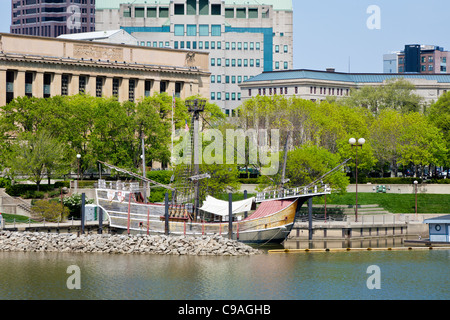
[244,69,450,84]
[57,30,132,41]
[424,215,450,224]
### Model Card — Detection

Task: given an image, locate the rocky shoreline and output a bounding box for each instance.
[0,231,262,256]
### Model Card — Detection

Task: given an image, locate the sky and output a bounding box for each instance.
[1,0,450,73]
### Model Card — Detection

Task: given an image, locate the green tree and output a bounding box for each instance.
[428,91,450,173]
[7,130,68,190]
[398,112,447,177]
[343,78,423,114]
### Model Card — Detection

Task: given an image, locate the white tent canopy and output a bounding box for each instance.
[200,196,254,217]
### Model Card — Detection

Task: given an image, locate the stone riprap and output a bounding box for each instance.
[0,231,262,256]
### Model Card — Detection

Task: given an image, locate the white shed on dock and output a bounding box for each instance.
[423,215,450,243]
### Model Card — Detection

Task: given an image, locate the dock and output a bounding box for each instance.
[268,246,450,254]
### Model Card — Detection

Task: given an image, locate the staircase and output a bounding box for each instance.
[0,188,34,217]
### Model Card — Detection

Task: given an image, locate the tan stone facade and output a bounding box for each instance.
[0,33,210,106]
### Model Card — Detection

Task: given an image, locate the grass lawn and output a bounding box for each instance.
[1,213,36,224]
[323,193,450,214]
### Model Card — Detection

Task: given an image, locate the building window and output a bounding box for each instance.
[174,24,184,36]
[284,45,288,53]
[275,61,279,69]
[275,45,279,53]
[248,89,252,96]
[199,25,209,36]
[256,59,260,67]
[211,58,215,66]
[284,62,288,69]
[211,25,221,36]
[217,58,221,66]
[211,92,215,100]
[187,25,197,36]
[248,8,258,18]
[61,74,69,96]
[250,42,254,50]
[174,4,184,15]
[236,8,246,18]
[135,7,145,18]
[147,7,157,18]
[211,75,215,83]
[225,8,234,18]
[238,42,242,50]
[145,80,151,97]
[79,76,86,94]
[129,79,136,102]
[113,78,120,97]
[96,77,103,98]
[187,0,196,15]
[159,7,169,18]
[256,42,260,50]
[211,4,221,15]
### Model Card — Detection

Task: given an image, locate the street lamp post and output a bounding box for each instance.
[349,138,365,222]
[414,180,418,220]
[76,154,81,192]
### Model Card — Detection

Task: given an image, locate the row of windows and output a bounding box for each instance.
[211,75,251,84]
[249,87,350,97]
[211,58,261,68]
[225,42,261,50]
[174,24,221,37]
[275,61,289,70]
[174,40,223,50]
[309,86,350,96]
[211,92,241,101]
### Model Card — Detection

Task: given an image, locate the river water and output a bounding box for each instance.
[0,243,449,300]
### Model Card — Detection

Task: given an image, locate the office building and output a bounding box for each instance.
[240,69,450,106]
[10,0,96,38]
[95,0,294,116]
[384,44,450,74]
[0,32,210,107]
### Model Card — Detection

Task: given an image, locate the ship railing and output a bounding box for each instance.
[256,185,331,202]
[97,179,141,192]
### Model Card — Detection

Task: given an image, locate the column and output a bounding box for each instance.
[69,74,79,96]
[104,77,113,98]
[135,78,145,101]
[51,73,62,96]
[86,75,96,97]
[14,71,25,98]
[118,78,128,103]
[167,81,175,97]
[0,69,6,106]
[151,79,160,95]
[33,72,44,98]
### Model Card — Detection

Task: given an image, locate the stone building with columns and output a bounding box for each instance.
[0,32,210,107]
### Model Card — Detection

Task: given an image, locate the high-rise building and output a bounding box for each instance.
[384,44,450,74]
[10,0,96,38]
[95,0,293,117]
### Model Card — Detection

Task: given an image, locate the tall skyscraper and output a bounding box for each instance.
[10,0,96,38]
[95,0,294,116]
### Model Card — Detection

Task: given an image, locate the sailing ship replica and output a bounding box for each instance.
[95,99,336,244]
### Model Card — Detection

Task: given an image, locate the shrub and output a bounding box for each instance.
[0,177,11,188]
[32,200,70,222]
[62,193,94,218]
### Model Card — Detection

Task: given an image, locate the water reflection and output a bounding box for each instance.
[0,247,449,300]
[283,236,413,250]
